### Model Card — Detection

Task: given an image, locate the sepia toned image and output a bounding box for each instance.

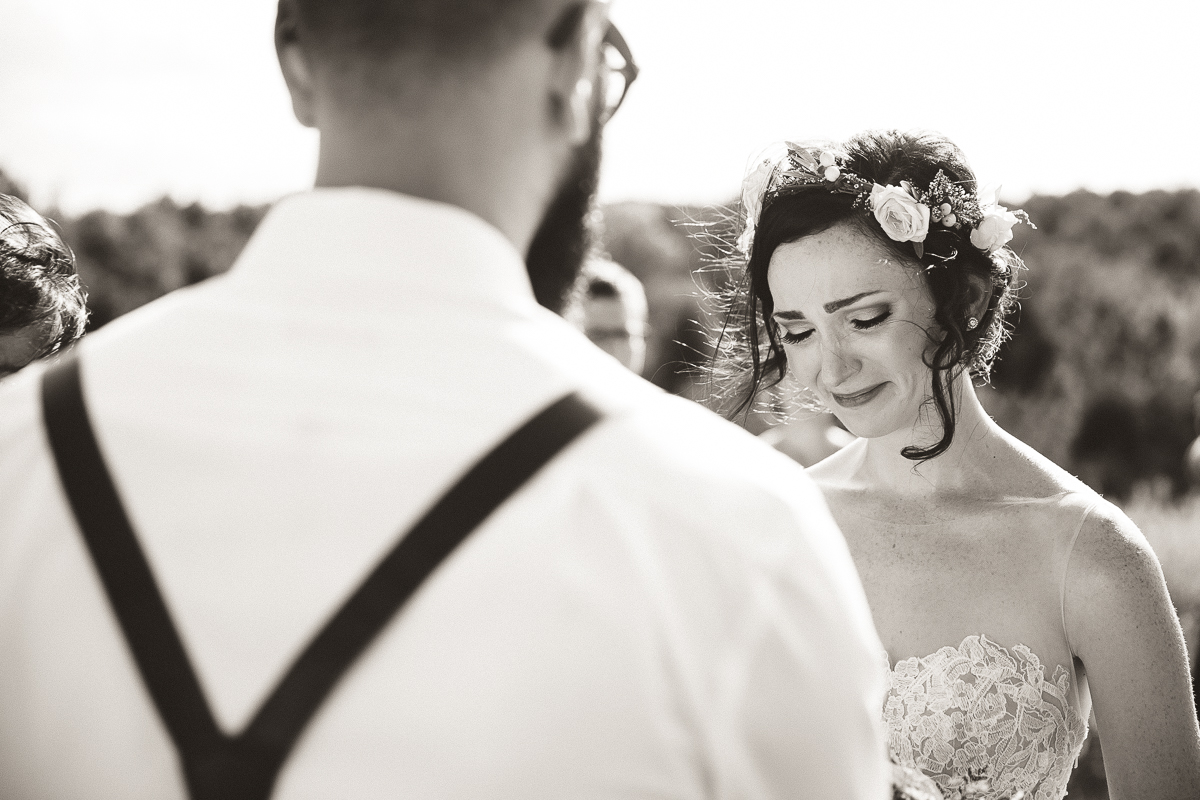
[2,1,1200,798]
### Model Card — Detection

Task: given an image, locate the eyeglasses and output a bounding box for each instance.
[598,23,638,123]
[547,2,640,124]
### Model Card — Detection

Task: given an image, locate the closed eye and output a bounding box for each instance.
[851,310,892,330]
[779,328,813,344]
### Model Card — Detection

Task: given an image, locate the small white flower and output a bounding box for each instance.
[824,166,841,182]
[870,183,931,244]
[819,151,837,168]
[970,206,1020,253]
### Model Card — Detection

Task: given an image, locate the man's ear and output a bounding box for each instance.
[275,0,318,129]
[964,271,994,326]
[546,4,608,146]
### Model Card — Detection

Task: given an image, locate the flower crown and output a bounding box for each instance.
[737,142,1033,261]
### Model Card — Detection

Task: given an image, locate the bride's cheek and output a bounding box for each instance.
[884,321,928,365]
[787,348,821,385]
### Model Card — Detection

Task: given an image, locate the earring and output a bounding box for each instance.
[967,317,979,330]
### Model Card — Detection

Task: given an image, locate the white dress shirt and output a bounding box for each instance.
[0,188,887,800]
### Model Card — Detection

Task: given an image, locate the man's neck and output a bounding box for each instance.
[312,106,554,257]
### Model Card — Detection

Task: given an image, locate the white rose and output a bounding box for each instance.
[869,183,931,243]
[970,206,1020,253]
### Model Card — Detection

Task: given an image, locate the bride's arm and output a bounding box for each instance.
[1064,503,1200,800]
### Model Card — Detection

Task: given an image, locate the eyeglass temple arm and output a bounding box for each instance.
[603,24,639,82]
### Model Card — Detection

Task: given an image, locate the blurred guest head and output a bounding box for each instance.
[274,0,637,311]
[566,258,648,373]
[759,413,856,468]
[0,195,88,377]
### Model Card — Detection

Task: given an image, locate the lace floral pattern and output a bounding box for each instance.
[884,635,1088,800]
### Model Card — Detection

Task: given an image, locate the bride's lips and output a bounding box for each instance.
[830,383,887,408]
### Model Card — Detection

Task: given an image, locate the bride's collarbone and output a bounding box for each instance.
[818,479,1080,531]
[821,486,996,528]
[810,430,1083,517]
[831,493,1083,603]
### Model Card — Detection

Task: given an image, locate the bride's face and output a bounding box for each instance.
[766,222,939,439]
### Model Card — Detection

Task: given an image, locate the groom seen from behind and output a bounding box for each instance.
[0,2,888,798]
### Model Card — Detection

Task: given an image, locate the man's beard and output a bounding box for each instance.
[525,121,603,313]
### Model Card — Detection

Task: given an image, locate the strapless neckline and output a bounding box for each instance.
[886,634,1076,687]
[883,634,1088,800]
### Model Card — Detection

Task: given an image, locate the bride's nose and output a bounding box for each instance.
[817,334,859,387]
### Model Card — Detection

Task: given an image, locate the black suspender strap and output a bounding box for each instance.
[41,354,604,800]
[42,356,225,781]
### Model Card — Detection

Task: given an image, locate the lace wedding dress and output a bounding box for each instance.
[827,487,1102,800]
[884,634,1088,800]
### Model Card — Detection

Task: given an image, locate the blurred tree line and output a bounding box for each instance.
[5,164,1199,500]
[0,168,267,330]
[991,191,1200,499]
[61,198,268,329]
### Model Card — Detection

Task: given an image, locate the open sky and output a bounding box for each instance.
[2,0,1198,213]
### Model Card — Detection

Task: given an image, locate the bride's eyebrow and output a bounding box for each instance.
[772,290,886,323]
[823,290,883,314]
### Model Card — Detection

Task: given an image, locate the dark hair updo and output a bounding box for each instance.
[708,130,1025,462]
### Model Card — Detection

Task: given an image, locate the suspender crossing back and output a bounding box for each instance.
[40,354,603,800]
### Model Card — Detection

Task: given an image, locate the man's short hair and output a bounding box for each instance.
[296,0,565,69]
[0,195,88,357]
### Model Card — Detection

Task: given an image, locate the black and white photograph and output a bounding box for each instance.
[2,1,1200,798]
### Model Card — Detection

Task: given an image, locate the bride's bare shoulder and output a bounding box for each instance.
[983,425,1093,500]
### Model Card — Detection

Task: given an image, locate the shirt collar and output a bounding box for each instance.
[230,187,540,316]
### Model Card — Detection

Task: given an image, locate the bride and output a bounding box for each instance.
[712,130,1200,799]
